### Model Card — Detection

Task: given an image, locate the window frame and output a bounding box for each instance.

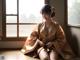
[2,0,48,41]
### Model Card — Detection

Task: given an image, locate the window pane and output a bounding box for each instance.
[6,16,17,23]
[6,25,17,37]
[19,0,44,23]
[6,0,17,14]
[68,0,80,25]
[19,25,37,37]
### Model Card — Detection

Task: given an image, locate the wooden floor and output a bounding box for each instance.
[0,50,39,60]
[0,50,80,60]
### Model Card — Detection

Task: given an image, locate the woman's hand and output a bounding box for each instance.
[37,39,45,47]
[46,42,53,48]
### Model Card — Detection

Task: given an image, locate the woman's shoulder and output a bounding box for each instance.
[52,20,59,26]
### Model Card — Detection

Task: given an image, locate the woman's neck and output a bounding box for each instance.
[46,18,52,23]
[45,19,53,26]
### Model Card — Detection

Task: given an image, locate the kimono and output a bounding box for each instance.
[21,20,75,60]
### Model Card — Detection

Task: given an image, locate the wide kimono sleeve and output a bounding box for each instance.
[53,24,75,59]
[21,25,39,54]
[53,24,66,50]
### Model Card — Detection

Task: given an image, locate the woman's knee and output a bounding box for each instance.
[50,50,58,60]
[38,48,49,60]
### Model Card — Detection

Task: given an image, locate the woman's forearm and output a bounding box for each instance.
[25,39,39,53]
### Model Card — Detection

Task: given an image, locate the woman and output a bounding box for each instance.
[21,4,75,60]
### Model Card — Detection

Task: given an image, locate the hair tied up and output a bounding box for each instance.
[51,7,55,17]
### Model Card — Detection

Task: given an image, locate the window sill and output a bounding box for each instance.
[68,24,80,28]
[2,37,27,41]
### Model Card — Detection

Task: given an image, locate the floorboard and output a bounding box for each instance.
[0,50,39,60]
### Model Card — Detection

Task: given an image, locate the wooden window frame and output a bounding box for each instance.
[2,0,47,41]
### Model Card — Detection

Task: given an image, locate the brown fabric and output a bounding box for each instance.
[21,21,75,59]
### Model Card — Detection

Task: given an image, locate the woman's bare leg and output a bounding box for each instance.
[49,50,58,60]
[38,47,49,60]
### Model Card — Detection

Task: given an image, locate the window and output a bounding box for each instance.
[68,0,80,27]
[6,0,44,39]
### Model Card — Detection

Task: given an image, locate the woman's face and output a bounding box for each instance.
[42,13,50,21]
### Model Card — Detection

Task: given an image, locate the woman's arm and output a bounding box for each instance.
[21,31,39,54]
[22,39,40,54]
[53,24,66,50]
[52,24,75,59]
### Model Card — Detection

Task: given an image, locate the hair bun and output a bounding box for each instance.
[51,7,55,17]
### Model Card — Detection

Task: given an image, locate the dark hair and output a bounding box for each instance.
[41,4,55,17]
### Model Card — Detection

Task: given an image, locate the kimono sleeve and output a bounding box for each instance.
[21,25,39,54]
[53,24,66,51]
[53,24,75,59]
